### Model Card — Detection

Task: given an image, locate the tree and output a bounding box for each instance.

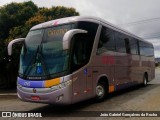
[37,6,79,20]
[0,1,79,88]
[0,1,38,40]
[8,6,79,41]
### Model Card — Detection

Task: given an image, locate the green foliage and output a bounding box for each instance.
[37,6,79,20]
[0,1,79,88]
[0,1,38,40]
[5,4,79,43]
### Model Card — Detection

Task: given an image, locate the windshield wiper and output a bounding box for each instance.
[23,45,51,79]
[23,46,39,78]
[38,45,51,79]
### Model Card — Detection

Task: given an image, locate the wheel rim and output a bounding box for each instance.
[96,85,104,98]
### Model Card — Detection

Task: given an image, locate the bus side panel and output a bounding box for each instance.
[140,56,155,82]
[149,56,155,81]
[72,67,95,100]
[114,53,132,90]
[91,54,115,95]
[140,56,151,83]
[130,54,141,85]
[72,71,87,103]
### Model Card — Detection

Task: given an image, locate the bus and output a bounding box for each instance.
[8,16,155,105]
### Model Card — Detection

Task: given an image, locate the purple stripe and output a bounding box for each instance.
[17,77,45,88]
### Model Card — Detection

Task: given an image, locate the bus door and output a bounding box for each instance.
[72,70,87,103]
[71,35,93,102]
[72,67,93,102]
[70,21,98,102]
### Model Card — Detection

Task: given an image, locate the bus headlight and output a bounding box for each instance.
[50,80,72,91]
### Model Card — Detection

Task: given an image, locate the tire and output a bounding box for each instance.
[95,82,107,102]
[143,74,148,87]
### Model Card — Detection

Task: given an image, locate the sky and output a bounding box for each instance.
[0,0,160,57]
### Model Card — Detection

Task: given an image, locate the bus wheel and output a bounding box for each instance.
[95,82,106,102]
[143,74,148,87]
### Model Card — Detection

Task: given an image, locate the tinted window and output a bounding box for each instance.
[139,41,154,56]
[130,38,138,54]
[115,32,128,53]
[97,26,115,54]
[71,22,98,71]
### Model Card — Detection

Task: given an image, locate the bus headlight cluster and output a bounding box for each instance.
[50,80,72,91]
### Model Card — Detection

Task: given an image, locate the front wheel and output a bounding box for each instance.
[95,82,107,102]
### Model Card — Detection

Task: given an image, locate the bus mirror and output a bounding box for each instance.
[7,38,25,59]
[63,29,88,50]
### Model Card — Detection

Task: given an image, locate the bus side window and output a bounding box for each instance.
[115,32,126,53]
[115,32,131,54]
[71,22,98,72]
[139,41,154,57]
[97,26,115,54]
[130,38,138,55]
[139,41,146,56]
[71,35,86,69]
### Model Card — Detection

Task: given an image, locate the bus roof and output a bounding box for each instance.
[30,16,151,44]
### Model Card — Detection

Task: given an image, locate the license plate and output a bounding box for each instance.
[31,96,40,101]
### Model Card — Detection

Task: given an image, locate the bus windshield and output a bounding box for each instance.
[19,24,72,79]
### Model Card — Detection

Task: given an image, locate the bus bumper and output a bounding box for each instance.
[17,84,72,105]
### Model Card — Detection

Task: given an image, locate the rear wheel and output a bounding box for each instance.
[95,82,107,102]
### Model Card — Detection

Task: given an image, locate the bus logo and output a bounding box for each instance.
[24,82,30,87]
[33,88,36,93]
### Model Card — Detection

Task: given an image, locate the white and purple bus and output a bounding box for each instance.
[8,16,155,105]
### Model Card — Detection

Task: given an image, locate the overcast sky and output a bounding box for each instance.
[1,0,160,57]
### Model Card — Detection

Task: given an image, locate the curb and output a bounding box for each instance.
[0,93,17,96]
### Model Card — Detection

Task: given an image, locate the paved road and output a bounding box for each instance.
[0,68,160,120]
